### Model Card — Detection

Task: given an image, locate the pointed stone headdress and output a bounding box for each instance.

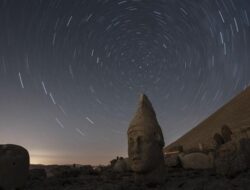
[128,94,165,147]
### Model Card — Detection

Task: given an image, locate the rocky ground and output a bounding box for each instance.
[25,165,250,190]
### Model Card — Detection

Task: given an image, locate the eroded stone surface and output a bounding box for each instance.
[179,152,214,170]
[0,144,30,190]
[127,94,165,184]
[214,141,247,177]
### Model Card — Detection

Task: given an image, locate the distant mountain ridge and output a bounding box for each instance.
[165,86,250,152]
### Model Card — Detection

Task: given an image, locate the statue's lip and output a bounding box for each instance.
[132,156,141,161]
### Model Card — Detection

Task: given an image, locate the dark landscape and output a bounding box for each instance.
[26,164,250,190]
[24,88,250,190]
[1,0,250,189]
[2,88,250,190]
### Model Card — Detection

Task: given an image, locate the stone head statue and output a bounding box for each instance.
[127,94,165,184]
[221,124,232,143]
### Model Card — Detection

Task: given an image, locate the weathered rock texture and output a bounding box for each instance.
[179,152,214,170]
[165,153,180,167]
[113,158,130,173]
[127,94,165,184]
[214,138,250,177]
[0,144,30,190]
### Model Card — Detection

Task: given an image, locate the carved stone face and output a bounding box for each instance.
[128,129,162,173]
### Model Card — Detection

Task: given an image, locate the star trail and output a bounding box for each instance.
[0,0,249,165]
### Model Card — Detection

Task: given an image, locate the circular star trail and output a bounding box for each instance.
[0,0,249,165]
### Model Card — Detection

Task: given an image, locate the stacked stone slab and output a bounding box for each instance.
[0,144,30,190]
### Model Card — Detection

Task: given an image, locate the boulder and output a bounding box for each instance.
[113,158,130,172]
[214,141,248,177]
[179,152,213,169]
[113,159,127,173]
[0,144,30,190]
[165,154,180,167]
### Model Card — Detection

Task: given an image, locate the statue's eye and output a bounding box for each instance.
[140,136,149,143]
[129,138,134,144]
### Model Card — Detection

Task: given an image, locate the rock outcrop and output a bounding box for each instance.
[0,144,30,190]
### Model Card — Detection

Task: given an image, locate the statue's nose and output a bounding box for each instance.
[132,141,140,154]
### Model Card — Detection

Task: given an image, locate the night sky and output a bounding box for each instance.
[0,0,249,165]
